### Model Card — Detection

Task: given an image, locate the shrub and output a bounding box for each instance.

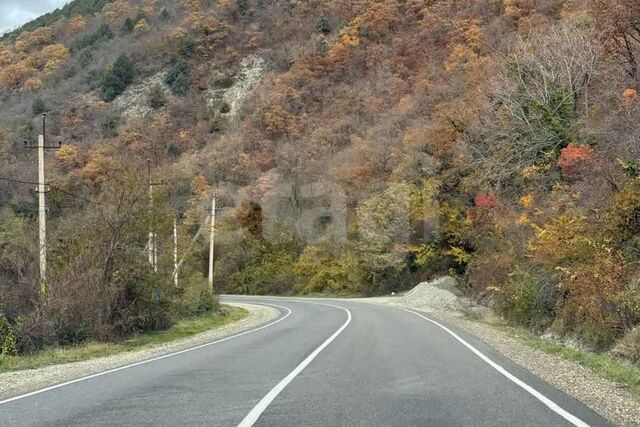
[230,250,296,295]
[613,327,640,366]
[496,267,556,330]
[32,97,47,115]
[237,0,248,15]
[219,102,231,114]
[159,8,171,22]
[466,252,513,299]
[608,180,640,246]
[177,272,218,317]
[0,314,18,356]
[100,110,120,137]
[72,22,113,52]
[317,15,331,34]
[148,83,166,109]
[236,200,263,237]
[1,328,18,356]
[101,54,134,101]
[294,245,363,294]
[410,243,450,276]
[164,57,189,95]
[79,50,94,67]
[558,144,594,177]
[555,255,630,349]
[120,17,135,34]
[529,214,594,270]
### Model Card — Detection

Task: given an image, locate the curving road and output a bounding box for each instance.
[0,297,613,426]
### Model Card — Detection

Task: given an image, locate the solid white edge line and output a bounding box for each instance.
[0,303,292,406]
[397,307,590,427]
[237,302,352,427]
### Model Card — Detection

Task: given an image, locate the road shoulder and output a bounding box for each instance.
[364,296,640,427]
[0,302,279,401]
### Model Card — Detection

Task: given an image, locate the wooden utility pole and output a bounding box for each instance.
[208,194,216,291]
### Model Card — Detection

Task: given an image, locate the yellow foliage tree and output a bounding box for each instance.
[191,174,210,197]
[134,18,151,35]
[0,46,13,66]
[14,27,54,53]
[0,62,31,90]
[21,77,43,92]
[40,44,69,74]
[55,144,82,170]
[528,215,595,270]
[182,0,202,11]
[67,16,87,36]
[102,0,133,23]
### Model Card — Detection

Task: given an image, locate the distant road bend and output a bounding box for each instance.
[0,296,613,426]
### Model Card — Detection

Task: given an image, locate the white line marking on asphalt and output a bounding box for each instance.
[238,302,352,427]
[0,303,292,406]
[398,307,590,427]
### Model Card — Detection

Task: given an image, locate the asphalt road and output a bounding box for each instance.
[0,297,614,426]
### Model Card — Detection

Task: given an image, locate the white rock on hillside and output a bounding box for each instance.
[112,71,167,120]
[208,55,266,120]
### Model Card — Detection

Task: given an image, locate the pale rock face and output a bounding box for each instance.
[112,70,168,121]
[208,55,266,120]
[111,55,265,123]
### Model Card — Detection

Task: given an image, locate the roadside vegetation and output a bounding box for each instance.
[0,305,246,373]
[0,0,639,372]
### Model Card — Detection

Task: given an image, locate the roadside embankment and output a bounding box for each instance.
[0,302,279,401]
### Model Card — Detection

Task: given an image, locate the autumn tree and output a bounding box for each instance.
[67,16,87,36]
[590,0,640,85]
[469,22,602,186]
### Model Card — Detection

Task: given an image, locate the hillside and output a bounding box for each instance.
[0,0,639,366]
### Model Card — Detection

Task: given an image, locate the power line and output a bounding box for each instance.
[0,176,39,186]
[48,184,105,207]
[0,176,104,206]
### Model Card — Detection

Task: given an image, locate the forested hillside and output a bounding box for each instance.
[1,0,639,365]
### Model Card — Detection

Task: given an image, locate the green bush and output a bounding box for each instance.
[164,57,190,95]
[231,250,296,295]
[101,54,134,101]
[159,8,171,22]
[1,329,18,356]
[32,97,47,115]
[496,267,556,330]
[613,327,640,367]
[72,22,113,52]
[177,272,218,317]
[317,15,330,34]
[148,83,166,109]
[120,17,135,34]
[296,251,362,295]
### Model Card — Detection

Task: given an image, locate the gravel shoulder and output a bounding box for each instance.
[0,302,279,401]
[364,294,640,427]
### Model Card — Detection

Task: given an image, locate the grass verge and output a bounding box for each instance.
[0,305,248,374]
[487,321,640,397]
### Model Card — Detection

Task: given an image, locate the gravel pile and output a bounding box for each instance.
[397,277,464,314]
[0,302,279,401]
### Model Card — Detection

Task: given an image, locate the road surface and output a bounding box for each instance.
[0,297,614,426]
